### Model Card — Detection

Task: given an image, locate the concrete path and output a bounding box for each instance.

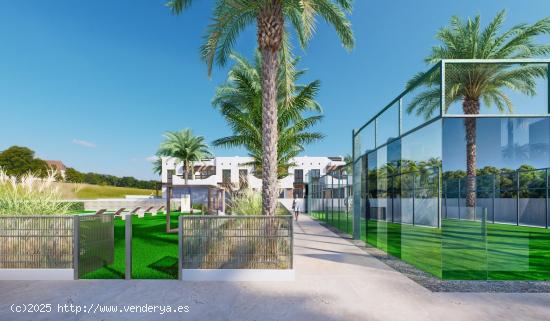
[1,215,549,321]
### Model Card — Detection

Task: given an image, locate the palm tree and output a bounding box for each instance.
[157,129,213,185]
[167,0,354,216]
[152,157,163,177]
[151,157,163,197]
[407,10,549,212]
[212,51,324,180]
[157,129,212,224]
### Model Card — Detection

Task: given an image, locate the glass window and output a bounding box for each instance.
[376,103,399,147]
[444,63,548,116]
[222,169,231,184]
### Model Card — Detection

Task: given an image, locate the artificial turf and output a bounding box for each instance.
[310,211,550,280]
[81,212,188,280]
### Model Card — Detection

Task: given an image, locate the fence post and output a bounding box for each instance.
[412,173,415,226]
[493,174,497,224]
[72,215,80,280]
[291,215,298,270]
[125,214,132,280]
[516,170,520,226]
[178,215,183,280]
[546,168,549,229]
[458,178,461,220]
[437,168,441,228]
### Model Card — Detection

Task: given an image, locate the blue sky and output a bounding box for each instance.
[0,0,549,180]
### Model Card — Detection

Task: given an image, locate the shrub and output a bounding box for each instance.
[228,189,262,215]
[0,168,72,215]
[228,189,291,215]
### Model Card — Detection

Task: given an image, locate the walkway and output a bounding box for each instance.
[0,215,549,320]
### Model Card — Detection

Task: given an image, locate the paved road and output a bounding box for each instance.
[1,215,549,321]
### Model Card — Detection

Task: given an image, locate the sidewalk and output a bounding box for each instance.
[0,215,549,320]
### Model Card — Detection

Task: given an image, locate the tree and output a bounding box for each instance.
[157,129,213,225]
[157,129,213,185]
[212,52,324,179]
[0,146,48,177]
[407,10,549,212]
[168,0,354,216]
[152,157,163,177]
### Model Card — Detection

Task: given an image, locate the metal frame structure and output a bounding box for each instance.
[351,59,550,240]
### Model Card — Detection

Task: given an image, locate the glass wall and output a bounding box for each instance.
[349,60,550,280]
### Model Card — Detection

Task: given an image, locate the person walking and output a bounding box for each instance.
[292,199,300,221]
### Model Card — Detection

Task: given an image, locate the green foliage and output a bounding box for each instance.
[66,201,85,212]
[152,157,163,176]
[0,169,71,215]
[156,129,213,182]
[65,167,157,189]
[212,52,324,178]
[407,10,550,118]
[228,189,263,215]
[0,146,48,177]
[167,0,354,76]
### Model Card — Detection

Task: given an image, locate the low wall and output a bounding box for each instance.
[83,198,177,211]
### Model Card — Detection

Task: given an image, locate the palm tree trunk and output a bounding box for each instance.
[185,162,193,214]
[463,98,480,218]
[258,3,283,216]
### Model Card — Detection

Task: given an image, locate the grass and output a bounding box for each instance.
[82,212,188,280]
[310,211,550,280]
[56,182,156,199]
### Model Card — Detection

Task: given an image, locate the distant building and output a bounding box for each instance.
[160,156,346,212]
[45,160,67,179]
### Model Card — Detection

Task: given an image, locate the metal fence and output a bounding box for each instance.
[76,213,115,278]
[309,167,354,234]
[0,214,115,279]
[443,167,550,228]
[0,216,74,269]
[311,166,550,230]
[179,215,293,270]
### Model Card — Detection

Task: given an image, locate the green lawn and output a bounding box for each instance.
[82,212,188,279]
[310,211,550,280]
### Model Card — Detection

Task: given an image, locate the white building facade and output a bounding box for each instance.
[161,155,345,212]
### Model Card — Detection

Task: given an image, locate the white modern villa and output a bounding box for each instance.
[160,155,346,212]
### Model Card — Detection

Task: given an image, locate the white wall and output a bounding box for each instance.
[161,156,345,197]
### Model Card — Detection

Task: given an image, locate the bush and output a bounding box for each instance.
[228,189,262,215]
[0,168,72,215]
[66,201,85,212]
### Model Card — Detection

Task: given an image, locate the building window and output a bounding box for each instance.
[294,169,303,183]
[222,169,231,184]
[310,169,320,178]
[294,188,304,198]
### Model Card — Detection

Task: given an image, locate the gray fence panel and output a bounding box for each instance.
[0,216,73,269]
[78,213,114,278]
[181,216,293,270]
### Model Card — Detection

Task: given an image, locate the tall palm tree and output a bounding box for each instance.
[157,129,212,224]
[167,0,354,216]
[407,10,549,212]
[212,51,324,180]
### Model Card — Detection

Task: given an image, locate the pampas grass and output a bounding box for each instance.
[0,168,72,215]
[228,189,263,215]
